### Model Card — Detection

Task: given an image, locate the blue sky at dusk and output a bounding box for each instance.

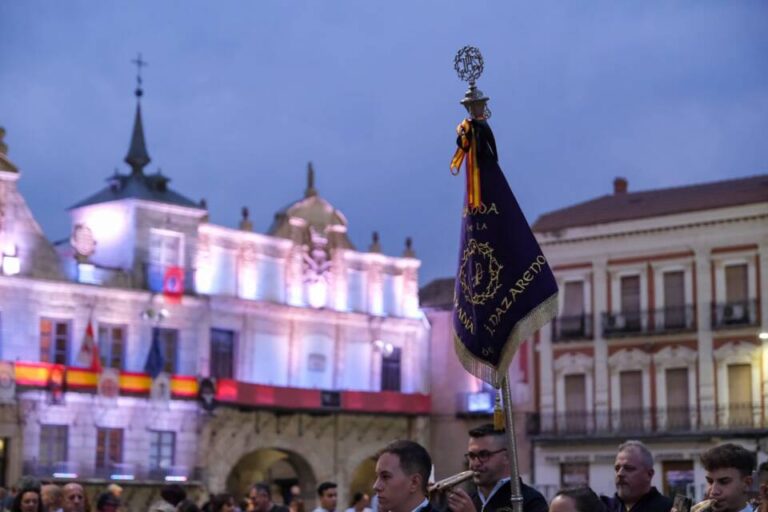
[1,2,766,285]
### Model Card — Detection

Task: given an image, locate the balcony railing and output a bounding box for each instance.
[552,314,593,342]
[602,305,695,338]
[529,403,765,438]
[711,299,760,329]
[22,460,202,483]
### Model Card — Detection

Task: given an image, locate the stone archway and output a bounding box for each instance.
[226,448,317,504]
[346,455,377,508]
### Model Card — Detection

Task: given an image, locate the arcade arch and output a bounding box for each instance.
[226,448,317,503]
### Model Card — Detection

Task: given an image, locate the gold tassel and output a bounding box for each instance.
[493,391,505,431]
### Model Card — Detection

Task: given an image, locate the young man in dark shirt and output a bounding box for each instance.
[446,424,547,512]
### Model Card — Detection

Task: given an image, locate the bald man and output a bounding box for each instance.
[62,483,86,512]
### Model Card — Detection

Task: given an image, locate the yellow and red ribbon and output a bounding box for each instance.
[450,119,481,208]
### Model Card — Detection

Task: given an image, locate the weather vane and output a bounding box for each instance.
[131,53,148,97]
[454,46,490,119]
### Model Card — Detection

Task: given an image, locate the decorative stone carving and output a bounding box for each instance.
[554,352,594,376]
[608,348,651,371]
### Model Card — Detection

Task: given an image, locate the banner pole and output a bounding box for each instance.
[501,376,524,512]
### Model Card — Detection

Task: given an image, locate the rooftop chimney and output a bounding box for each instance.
[613,177,628,195]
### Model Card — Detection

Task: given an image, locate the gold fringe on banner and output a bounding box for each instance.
[453,292,558,388]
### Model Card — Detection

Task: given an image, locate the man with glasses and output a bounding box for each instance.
[447,424,547,512]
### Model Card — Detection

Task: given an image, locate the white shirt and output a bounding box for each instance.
[477,477,511,511]
[409,498,429,512]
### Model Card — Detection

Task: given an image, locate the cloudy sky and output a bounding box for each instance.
[1,2,766,285]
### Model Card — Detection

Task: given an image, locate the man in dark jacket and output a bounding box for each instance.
[601,440,672,512]
[374,440,439,512]
[446,424,547,512]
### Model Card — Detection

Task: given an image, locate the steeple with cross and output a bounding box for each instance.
[125,53,151,175]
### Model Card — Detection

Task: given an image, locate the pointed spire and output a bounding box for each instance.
[305,161,317,197]
[125,102,151,175]
[369,231,382,253]
[239,206,253,231]
[403,237,416,258]
[125,53,151,176]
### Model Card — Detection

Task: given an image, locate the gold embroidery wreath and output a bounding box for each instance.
[459,240,503,305]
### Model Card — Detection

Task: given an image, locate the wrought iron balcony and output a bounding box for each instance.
[529,403,765,438]
[552,314,593,342]
[711,299,760,329]
[602,305,695,338]
[602,311,645,337]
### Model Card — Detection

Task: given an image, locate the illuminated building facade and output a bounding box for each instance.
[529,176,768,500]
[0,90,429,507]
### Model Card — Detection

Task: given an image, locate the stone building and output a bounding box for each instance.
[529,176,768,500]
[0,88,429,508]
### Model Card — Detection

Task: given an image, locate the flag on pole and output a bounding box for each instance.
[144,328,166,378]
[451,117,559,387]
[76,319,102,372]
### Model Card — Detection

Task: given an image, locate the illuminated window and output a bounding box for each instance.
[381,347,401,392]
[39,425,68,467]
[95,428,123,469]
[40,319,70,365]
[153,327,179,374]
[98,324,126,370]
[148,431,175,471]
[210,329,235,379]
[149,230,183,267]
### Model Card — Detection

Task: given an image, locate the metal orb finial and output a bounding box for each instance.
[454,46,484,85]
[454,46,491,119]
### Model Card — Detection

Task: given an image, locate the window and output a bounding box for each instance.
[662,271,685,329]
[725,264,748,304]
[149,230,183,267]
[560,281,586,338]
[40,319,70,365]
[381,347,401,392]
[564,374,587,433]
[620,275,641,329]
[39,425,68,467]
[153,328,179,374]
[98,324,126,370]
[665,368,690,430]
[619,370,643,431]
[727,363,752,427]
[210,329,235,379]
[95,428,123,469]
[560,462,589,487]
[149,431,175,471]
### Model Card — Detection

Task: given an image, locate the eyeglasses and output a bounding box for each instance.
[464,448,506,462]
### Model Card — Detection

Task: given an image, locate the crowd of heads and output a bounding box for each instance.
[1,432,765,512]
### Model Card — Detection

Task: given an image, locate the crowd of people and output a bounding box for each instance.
[0,426,766,512]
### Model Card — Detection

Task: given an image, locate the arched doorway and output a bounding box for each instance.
[347,455,377,508]
[227,448,317,505]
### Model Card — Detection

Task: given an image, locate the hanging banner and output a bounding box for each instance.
[163,266,184,303]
